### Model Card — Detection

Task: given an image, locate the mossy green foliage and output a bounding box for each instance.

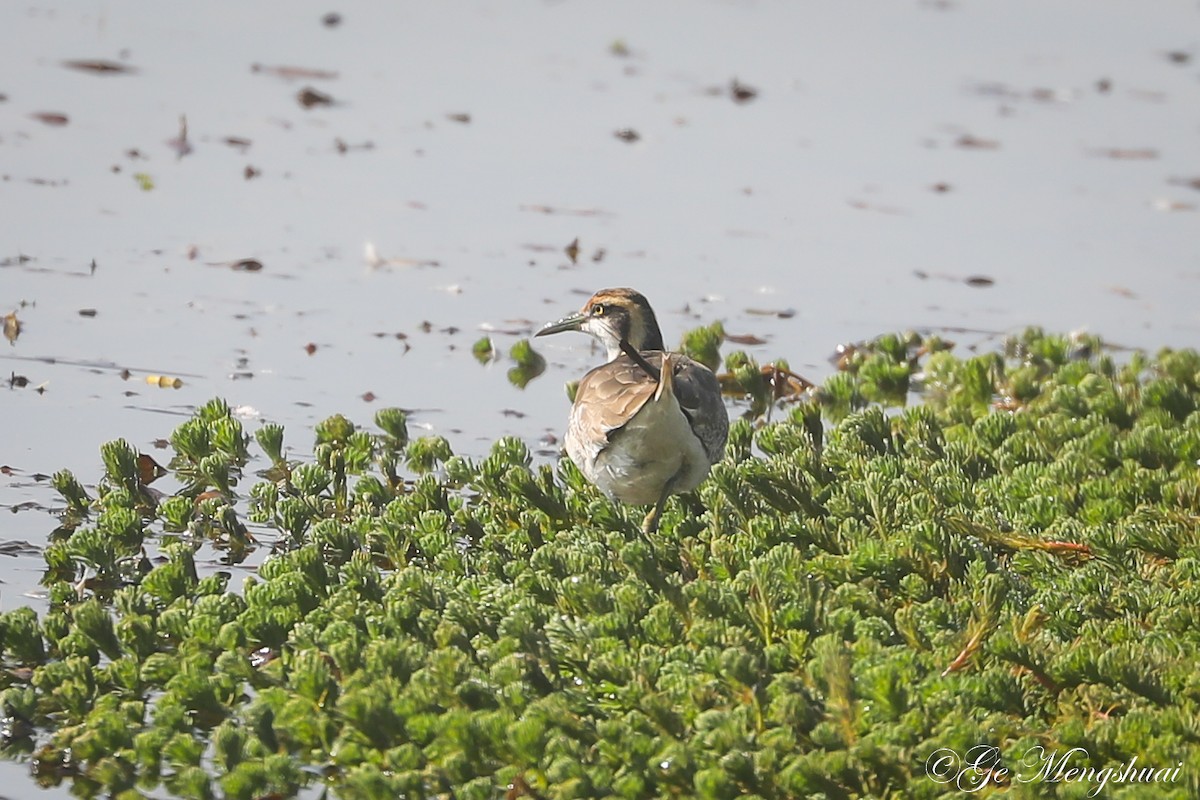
[3,330,1200,799]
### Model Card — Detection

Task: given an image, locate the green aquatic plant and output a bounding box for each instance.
[508,339,547,389]
[2,329,1198,799]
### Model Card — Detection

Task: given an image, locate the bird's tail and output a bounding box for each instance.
[654,353,674,402]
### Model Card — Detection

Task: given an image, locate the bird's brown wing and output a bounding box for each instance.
[570,352,728,462]
[570,356,659,451]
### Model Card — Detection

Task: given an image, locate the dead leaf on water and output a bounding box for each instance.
[297,87,335,109]
[334,138,374,154]
[564,238,580,264]
[207,258,263,272]
[614,128,640,143]
[62,59,137,75]
[1089,147,1158,160]
[964,275,995,287]
[137,454,167,485]
[1151,198,1196,212]
[363,243,439,268]
[730,78,758,103]
[251,64,339,81]
[745,307,796,319]
[10,373,30,388]
[78,308,98,317]
[167,115,192,159]
[304,343,318,355]
[609,39,632,57]
[3,312,21,344]
[726,333,768,346]
[362,391,377,402]
[30,112,69,126]
[956,134,1000,150]
[446,112,471,124]
[145,375,183,389]
[519,204,612,217]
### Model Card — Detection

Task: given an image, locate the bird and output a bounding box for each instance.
[536,288,729,534]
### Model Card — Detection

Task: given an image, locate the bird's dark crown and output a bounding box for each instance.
[581,288,665,352]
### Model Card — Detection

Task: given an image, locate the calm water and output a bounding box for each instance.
[2,0,1199,793]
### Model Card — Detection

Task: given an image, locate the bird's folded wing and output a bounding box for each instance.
[572,357,659,441]
[670,357,730,463]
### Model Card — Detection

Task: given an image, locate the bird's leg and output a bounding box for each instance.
[641,472,680,535]
[642,490,668,534]
[619,339,661,381]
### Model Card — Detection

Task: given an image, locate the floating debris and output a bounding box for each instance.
[745,307,796,319]
[206,258,263,272]
[145,374,183,389]
[334,138,375,154]
[956,133,1000,150]
[609,39,632,57]
[613,128,640,143]
[136,453,167,484]
[3,311,20,344]
[363,242,440,269]
[1151,198,1196,212]
[730,78,758,103]
[519,204,612,217]
[252,64,339,81]
[30,112,69,126]
[1089,147,1158,160]
[62,59,137,75]
[297,86,335,108]
[726,332,767,346]
[166,115,192,159]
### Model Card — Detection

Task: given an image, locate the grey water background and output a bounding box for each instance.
[0,0,1198,792]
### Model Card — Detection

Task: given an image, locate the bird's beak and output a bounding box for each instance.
[535,311,585,337]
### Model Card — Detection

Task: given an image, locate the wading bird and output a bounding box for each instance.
[536,288,729,533]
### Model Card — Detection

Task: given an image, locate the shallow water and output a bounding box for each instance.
[1,0,1198,793]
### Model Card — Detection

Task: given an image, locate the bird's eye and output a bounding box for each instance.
[591,304,605,316]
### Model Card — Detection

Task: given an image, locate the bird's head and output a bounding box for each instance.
[536,287,665,361]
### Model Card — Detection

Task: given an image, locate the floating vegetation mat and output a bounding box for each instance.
[3,329,1199,799]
